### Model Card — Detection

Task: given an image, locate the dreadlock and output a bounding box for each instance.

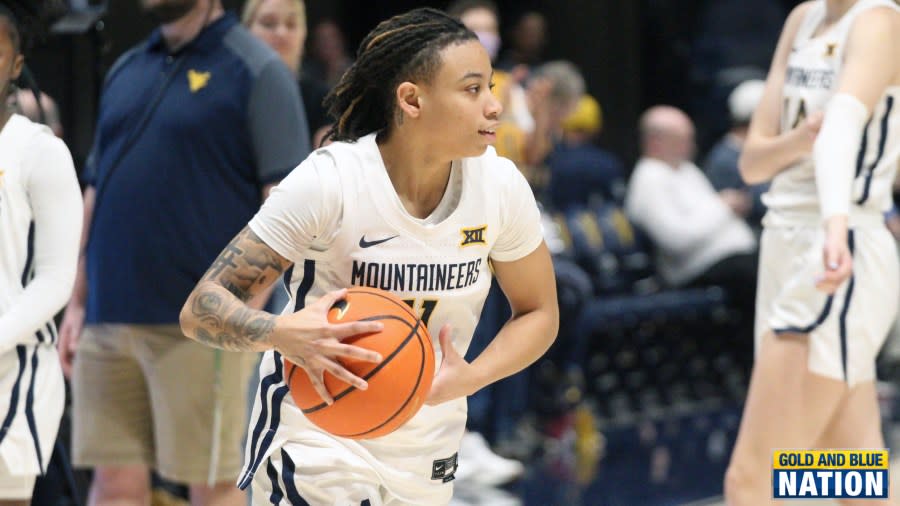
[323,7,477,143]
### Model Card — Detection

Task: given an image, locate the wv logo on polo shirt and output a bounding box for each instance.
[187,69,211,92]
[460,225,487,247]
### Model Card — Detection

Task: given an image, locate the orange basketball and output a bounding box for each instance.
[284,287,435,439]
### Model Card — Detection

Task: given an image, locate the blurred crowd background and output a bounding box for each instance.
[20,1,900,505]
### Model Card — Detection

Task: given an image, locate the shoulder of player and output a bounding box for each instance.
[312,138,367,167]
[841,3,900,78]
[5,118,72,181]
[781,1,818,38]
[849,3,900,38]
[283,142,358,189]
[787,1,818,23]
[10,115,56,151]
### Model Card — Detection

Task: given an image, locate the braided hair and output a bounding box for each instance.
[323,7,477,143]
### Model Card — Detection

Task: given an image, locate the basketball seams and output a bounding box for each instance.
[300,316,419,413]
[347,287,419,321]
[284,288,435,439]
[337,327,429,438]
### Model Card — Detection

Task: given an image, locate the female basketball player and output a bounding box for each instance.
[725,1,900,504]
[180,8,558,505]
[0,2,83,503]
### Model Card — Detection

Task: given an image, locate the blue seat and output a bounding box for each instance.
[564,205,654,295]
[576,286,727,329]
[574,286,741,422]
[591,203,654,285]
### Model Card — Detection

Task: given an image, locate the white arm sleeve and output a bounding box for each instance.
[248,152,342,264]
[491,161,544,262]
[814,93,870,220]
[0,134,82,352]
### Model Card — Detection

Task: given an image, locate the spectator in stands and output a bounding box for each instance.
[243,0,330,138]
[521,60,585,192]
[305,19,352,88]
[546,94,626,211]
[497,10,547,73]
[625,105,758,315]
[703,79,769,231]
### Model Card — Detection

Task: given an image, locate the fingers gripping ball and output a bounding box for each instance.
[284,287,435,439]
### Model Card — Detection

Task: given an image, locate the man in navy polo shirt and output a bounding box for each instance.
[58,0,310,504]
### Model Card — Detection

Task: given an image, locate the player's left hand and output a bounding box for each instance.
[425,324,478,406]
[815,216,853,294]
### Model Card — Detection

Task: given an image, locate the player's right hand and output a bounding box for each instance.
[271,288,384,404]
[815,216,853,294]
[58,301,84,378]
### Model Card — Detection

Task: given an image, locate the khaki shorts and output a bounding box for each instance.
[72,324,257,484]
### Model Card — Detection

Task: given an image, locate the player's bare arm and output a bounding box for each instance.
[242,183,284,311]
[740,1,822,184]
[427,242,559,405]
[180,226,383,398]
[479,242,559,383]
[181,226,289,351]
[814,5,900,294]
[836,6,900,110]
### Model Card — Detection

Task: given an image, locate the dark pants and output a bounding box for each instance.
[688,250,759,319]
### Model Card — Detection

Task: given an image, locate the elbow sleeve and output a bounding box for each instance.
[813,93,869,220]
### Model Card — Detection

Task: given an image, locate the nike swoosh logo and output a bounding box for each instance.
[359,235,398,248]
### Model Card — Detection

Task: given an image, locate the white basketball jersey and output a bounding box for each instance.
[0,115,56,346]
[0,114,77,476]
[764,0,900,225]
[240,134,543,497]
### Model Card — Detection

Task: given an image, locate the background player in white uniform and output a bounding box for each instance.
[725,1,900,503]
[0,1,83,503]
[179,8,558,505]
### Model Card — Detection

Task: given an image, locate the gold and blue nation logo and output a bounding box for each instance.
[773,450,888,499]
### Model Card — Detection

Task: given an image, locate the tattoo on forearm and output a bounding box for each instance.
[190,285,278,351]
[187,226,288,351]
[202,227,286,301]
